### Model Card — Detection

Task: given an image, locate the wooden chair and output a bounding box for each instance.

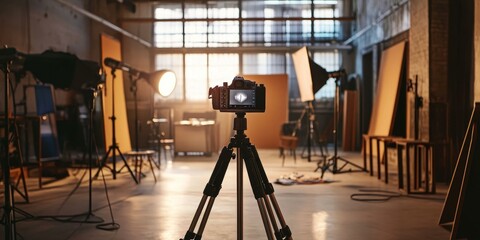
[279,122,298,166]
[279,136,299,166]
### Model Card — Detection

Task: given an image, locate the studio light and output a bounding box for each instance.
[104,57,176,96]
[292,47,329,102]
[149,70,176,97]
[24,50,104,89]
[292,46,365,175]
[102,57,176,169]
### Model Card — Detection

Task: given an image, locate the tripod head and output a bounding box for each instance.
[233,112,247,132]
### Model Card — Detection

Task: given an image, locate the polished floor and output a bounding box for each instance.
[2,149,450,240]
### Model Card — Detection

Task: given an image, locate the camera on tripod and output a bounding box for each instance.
[209,76,266,112]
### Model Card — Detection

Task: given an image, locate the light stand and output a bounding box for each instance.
[103,57,176,172]
[66,88,104,223]
[408,75,422,140]
[182,112,292,240]
[316,76,365,177]
[94,68,138,183]
[296,101,325,162]
[130,74,140,153]
[1,49,15,240]
[129,74,142,180]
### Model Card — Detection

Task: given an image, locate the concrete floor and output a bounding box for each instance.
[2,149,450,240]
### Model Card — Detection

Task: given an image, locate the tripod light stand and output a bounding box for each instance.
[1,47,18,240]
[100,57,176,180]
[295,101,326,162]
[316,73,366,177]
[94,67,138,183]
[64,88,105,223]
[25,50,111,224]
[129,69,176,152]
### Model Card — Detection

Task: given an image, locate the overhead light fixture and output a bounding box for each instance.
[104,57,176,97]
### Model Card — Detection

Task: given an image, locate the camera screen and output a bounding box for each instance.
[229,89,255,106]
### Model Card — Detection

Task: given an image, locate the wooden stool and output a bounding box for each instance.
[124,150,157,183]
[375,136,401,184]
[395,139,435,194]
[363,134,388,177]
[159,138,174,164]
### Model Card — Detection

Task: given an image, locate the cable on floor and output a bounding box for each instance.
[350,189,402,202]
[350,188,446,202]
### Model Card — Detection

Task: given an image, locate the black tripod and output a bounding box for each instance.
[296,101,326,162]
[94,69,137,184]
[1,49,16,240]
[182,112,292,240]
[316,77,365,177]
[65,88,104,223]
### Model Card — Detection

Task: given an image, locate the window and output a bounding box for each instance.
[243,53,285,75]
[313,51,340,99]
[208,54,240,88]
[185,54,208,101]
[153,4,183,48]
[153,1,344,102]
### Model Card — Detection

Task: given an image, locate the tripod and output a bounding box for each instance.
[316,77,365,177]
[94,69,138,184]
[296,101,326,162]
[66,88,104,223]
[1,50,16,240]
[182,112,292,240]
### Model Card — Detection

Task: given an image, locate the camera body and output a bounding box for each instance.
[209,76,265,112]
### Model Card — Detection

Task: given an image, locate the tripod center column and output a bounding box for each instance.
[234,112,246,239]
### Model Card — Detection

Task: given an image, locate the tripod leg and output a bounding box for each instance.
[183,147,233,240]
[241,145,275,240]
[94,146,113,179]
[13,123,29,202]
[250,145,293,240]
[116,147,138,184]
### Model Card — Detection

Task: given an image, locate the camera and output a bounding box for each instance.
[209,76,265,112]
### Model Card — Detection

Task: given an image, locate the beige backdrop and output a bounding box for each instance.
[365,41,406,155]
[100,34,132,153]
[243,74,289,149]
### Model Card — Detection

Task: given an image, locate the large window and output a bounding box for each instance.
[153,1,344,102]
[154,1,342,47]
[313,51,340,99]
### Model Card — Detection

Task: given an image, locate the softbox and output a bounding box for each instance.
[24,50,103,89]
[292,47,329,102]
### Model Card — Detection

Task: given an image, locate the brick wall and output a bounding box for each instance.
[353,0,410,141]
[409,0,429,140]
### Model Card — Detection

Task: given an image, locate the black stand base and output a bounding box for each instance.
[96,222,120,231]
[64,212,104,224]
[314,75,366,179]
[94,145,138,184]
[315,154,366,179]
